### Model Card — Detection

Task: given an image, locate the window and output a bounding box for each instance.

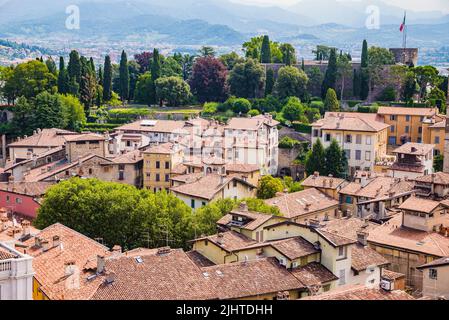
[418,127,423,134]
[292,262,299,269]
[156,161,160,169]
[355,150,361,160]
[388,136,397,145]
[313,129,319,137]
[126,141,132,147]
[339,269,346,285]
[366,136,372,145]
[325,134,331,142]
[88,168,93,175]
[233,180,237,187]
[405,126,409,133]
[346,135,352,143]
[165,161,170,169]
[338,246,346,258]
[390,115,396,121]
[356,135,362,144]
[344,149,351,159]
[429,268,438,280]
[345,196,353,204]
[435,136,440,144]
[146,173,150,178]
[165,174,169,182]
[119,171,124,181]
[15,197,22,204]
[202,202,206,207]
[365,151,371,161]
[390,125,395,133]
[191,199,195,209]
[156,174,160,182]
[6,195,10,203]
[405,115,411,121]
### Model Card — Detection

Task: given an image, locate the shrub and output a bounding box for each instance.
[203,102,219,115]
[232,98,252,114]
[279,136,301,149]
[248,109,260,117]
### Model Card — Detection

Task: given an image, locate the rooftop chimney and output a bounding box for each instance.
[97,255,106,274]
[64,260,76,276]
[34,237,42,248]
[309,219,320,228]
[41,240,50,252]
[21,220,31,237]
[157,247,171,256]
[52,235,61,248]
[216,233,224,245]
[357,231,369,246]
[112,245,122,256]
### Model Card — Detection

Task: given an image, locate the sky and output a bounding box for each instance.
[231,0,449,13]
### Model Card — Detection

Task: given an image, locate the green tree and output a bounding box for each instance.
[261,35,272,63]
[59,94,87,131]
[324,139,344,177]
[198,46,216,57]
[228,59,265,99]
[280,43,297,66]
[219,52,244,71]
[243,36,283,63]
[67,50,81,84]
[367,47,395,93]
[134,72,154,106]
[337,53,352,99]
[79,61,97,112]
[257,175,284,199]
[33,92,65,129]
[360,40,370,100]
[35,178,196,250]
[305,139,325,176]
[173,53,196,80]
[155,76,192,107]
[282,97,304,122]
[321,48,338,98]
[57,57,69,94]
[274,66,309,100]
[119,50,130,102]
[414,66,441,102]
[151,49,162,105]
[324,88,339,112]
[306,67,324,97]
[10,96,34,136]
[265,69,275,96]
[3,60,56,102]
[45,57,57,75]
[434,154,444,172]
[231,98,252,114]
[103,55,113,102]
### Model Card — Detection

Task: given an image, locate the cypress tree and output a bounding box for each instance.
[89,58,95,75]
[324,88,340,112]
[265,69,275,96]
[119,50,130,102]
[324,139,343,177]
[151,49,161,105]
[301,58,305,71]
[67,50,81,84]
[57,57,69,94]
[260,35,271,64]
[360,40,370,100]
[98,66,103,86]
[103,55,113,102]
[305,139,325,176]
[321,48,338,98]
[353,69,361,98]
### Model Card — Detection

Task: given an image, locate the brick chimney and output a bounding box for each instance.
[64,260,76,276]
[97,255,106,274]
[216,233,224,245]
[112,245,122,256]
[239,201,248,212]
[52,235,61,248]
[21,220,31,237]
[41,240,50,252]
[357,231,369,246]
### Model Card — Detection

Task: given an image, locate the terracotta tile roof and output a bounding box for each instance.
[321,217,380,241]
[22,223,110,300]
[170,173,256,201]
[269,237,319,260]
[290,262,338,287]
[417,256,449,269]
[0,182,55,197]
[382,269,406,280]
[225,163,260,174]
[91,249,213,300]
[225,116,278,131]
[301,284,415,300]
[415,172,449,185]
[301,175,346,190]
[351,244,390,272]
[398,197,440,213]
[368,213,449,257]
[193,231,257,252]
[171,163,187,175]
[316,229,356,247]
[264,188,339,219]
[312,112,389,132]
[144,142,179,155]
[110,150,143,164]
[0,246,17,260]
[5,146,65,171]
[217,210,275,231]
[200,257,302,300]
[170,172,203,184]
[64,133,106,142]
[8,128,77,148]
[339,182,363,196]
[393,143,434,156]
[91,250,303,300]
[430,119,446,129]
[115,120,186,134]
[378,106,438,117]
[186,250,216,268]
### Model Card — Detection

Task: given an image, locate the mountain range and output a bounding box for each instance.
[0,0,448,65]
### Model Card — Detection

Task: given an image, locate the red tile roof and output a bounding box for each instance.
[301,284,415,300]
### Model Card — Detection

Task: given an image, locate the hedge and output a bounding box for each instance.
[292,122,312,134]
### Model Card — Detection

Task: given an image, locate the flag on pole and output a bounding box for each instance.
[400,12,406,32]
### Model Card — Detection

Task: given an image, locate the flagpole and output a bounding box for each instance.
[402,11,407,64]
